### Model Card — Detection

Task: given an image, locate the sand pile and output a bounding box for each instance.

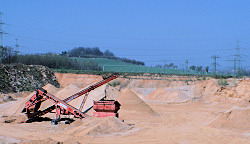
[40,84,82,111]
[87,116,132,137]
[0,114,27,123]
[55,73,102,88]
[56,84,81,100]
[105,85,121,100]
[43,84,60,95]
[20,138,60,144]
[206,78,250,104]
[21,138,80,144]
[69,84,107,112]
[209,106,250,130]
[146,88,190,103]
[39,84,61,110]
[117,89,158,119]
[146,89,167,101]
[169,81,187,87]
[127,79,171,88]
[131,88,156,99]
[193,79,220,102]
[63,117,134,137]
[235,78,250,101]
[6,92,37,115]
[5,84,59,118]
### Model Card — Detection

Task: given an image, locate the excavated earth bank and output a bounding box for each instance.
[0,73,249,143]
[0,64,59,94]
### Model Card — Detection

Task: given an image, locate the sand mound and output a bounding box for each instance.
[55,73,102,88]
[69,84,107,112]
[63,139,80,144]
[236,79,250,101]
[106,85,121,100]
[39,84,61,110]
[117,89,158,119]
[209,106,250,130]
[6,84,59,116]
[40,84,81,110]
[20,138,60,144]
[6,92,36,115]
[205,78,250,104]
[1,114,27,123]
[56,84,81,100]
[132,88,156,99]
[146,88,190,102]
[42,84,60,95]
[63,117,135,138]
[87,117,132,137]
[127,79,171,88]
[146,88,167,100]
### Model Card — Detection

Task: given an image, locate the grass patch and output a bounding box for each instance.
[218,79,228,87]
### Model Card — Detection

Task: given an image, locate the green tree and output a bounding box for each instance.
[205,66,209,73]
[197,66,202,72]
[190,65,196,71]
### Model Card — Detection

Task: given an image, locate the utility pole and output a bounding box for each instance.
[15,39,20,56]
[0,12,7,62]
[211,55,219,77]
[0,12,4,47]
[234,41,242,76]
[185,60,189,73]
[226,41,244,77]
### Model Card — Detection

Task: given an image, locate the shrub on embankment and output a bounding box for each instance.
[0,63,60,94]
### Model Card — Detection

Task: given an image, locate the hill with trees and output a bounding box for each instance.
[64,47,145,66]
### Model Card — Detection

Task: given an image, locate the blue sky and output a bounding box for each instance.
[0,0,249,69]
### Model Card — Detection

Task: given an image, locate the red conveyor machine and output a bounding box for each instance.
[21,74,120,125]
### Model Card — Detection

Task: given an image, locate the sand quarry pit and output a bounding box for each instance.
[0,74,249,143]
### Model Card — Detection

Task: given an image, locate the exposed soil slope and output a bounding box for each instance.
[209,106,250,130]
[117,89,158,119]
[54,73,102,88]
[0,74,249,144]
[0,64,59,94]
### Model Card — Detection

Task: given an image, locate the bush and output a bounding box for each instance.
[108,80,121,87]
[218,79,228,87]
[15,54,102,71]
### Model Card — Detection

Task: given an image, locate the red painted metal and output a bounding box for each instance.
[93,100,120,117]
[63,75,118,103]
[23,88,88,119]
[79,92,89,112]
[93,112,118,117]
[21,74,119,122]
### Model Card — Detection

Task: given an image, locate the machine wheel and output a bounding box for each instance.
[51,119,58,125]
[65,119,70,124]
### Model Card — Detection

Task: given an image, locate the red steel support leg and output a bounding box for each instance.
[79,92,89,112]
[55,105,61,120]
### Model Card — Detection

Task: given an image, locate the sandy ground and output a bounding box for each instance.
[0,74,249,144]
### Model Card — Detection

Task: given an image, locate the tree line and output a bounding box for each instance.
[0,46,145,71]
[155,63,210,74]
[64,47,145,66]
[0,47,101,71]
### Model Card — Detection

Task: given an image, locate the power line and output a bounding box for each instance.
[14,38,20,55]
[0,12,5,47]
[7,33,81,46]
[185,60,189,72]
[0,12,8,61]
[7,24,242,42]
[6,33,234,52]
[211,55,220,76]
[226,41,246,76]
